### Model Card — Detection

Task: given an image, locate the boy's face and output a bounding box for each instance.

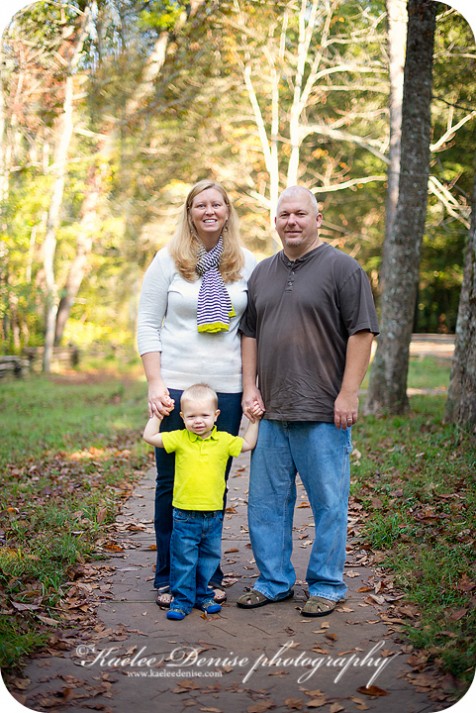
[180,398,220,439]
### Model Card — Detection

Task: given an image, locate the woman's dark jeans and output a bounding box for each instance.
[153,388,243,589]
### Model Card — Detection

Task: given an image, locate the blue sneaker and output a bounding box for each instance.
[166,608,187,621]
[200,600,222,614]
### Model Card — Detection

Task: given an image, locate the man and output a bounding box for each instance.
[237,186,379,617]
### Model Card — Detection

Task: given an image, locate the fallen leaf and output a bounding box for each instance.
[96,507,108,524]
[350,696,369,710]
[247,701,275,713]
[456,574,476,592]
[449,608,468,621]
[173,681,201,693]
[284,698,304,709]
[12,601,40,611]
[329,704,344,713]
[8,677,30,691]
[103,542,124,552]
[36,614,60,626]
[356,685,389,697]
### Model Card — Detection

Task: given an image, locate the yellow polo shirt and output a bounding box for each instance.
[161,427,244,510]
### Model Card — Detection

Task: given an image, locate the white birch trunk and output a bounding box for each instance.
[42,11,90,372]
[384,0,407,247]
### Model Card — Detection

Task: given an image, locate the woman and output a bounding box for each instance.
[137,180,256,607]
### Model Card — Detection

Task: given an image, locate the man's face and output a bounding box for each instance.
[275,191,323,258]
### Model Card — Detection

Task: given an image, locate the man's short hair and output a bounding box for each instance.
[277,185,319,214]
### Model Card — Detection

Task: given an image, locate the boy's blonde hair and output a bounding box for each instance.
[169,180,244,283]
[180,383,218,410]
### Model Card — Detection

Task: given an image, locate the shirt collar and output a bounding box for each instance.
[280,242,327,267]
[188,425,219,442]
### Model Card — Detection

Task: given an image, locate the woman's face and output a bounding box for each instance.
[190,188,230,246]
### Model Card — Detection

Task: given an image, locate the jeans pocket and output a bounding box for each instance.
[173,508,191,523]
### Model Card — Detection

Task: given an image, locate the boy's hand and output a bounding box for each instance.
[248,399,265,422]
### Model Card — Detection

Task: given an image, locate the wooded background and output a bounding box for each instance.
[1,0,475,421]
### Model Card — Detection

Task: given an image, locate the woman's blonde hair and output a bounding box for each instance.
[169,180,244,282]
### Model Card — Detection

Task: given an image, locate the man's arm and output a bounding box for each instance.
[143,415,166,448]
[334,331,375,429]
[241,336,265,420]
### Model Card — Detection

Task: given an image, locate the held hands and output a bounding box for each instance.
[148,383,175,419]
[242,386,265,423]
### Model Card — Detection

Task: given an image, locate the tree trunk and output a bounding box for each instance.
[384,0,407,244]
[54,163,102,345]
[365,0,437,414]
[42,10,90,373]
[445,157,476,431]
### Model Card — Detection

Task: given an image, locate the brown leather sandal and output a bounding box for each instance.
[301,596,337,617]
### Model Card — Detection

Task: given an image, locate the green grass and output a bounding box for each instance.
[407,355,451,390]
[362,355,451,391]
[351,392,476,691]
[0,371,152,671]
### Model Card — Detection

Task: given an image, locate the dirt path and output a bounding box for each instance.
[4,443,470,713]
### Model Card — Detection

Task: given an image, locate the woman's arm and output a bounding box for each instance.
[137,250,175,418]
[141,352,175,418]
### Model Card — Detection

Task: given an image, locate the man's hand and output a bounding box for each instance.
[334,390,358,430]
[242,385,265,422]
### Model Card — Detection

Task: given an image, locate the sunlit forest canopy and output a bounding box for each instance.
[1,0,475,352]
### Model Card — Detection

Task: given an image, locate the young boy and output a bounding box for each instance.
[143,383,260,620]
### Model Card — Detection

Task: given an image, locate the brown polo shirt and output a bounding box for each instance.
[239,243,379,422]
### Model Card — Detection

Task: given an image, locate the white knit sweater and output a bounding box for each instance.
[137,246,257,393]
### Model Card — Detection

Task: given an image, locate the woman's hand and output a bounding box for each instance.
[148,382,175,419]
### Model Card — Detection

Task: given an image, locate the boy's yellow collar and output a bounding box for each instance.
[188,425,219,442]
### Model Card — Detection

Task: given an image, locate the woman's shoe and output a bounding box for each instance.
[156,586,173,608]
[210,586,227,604]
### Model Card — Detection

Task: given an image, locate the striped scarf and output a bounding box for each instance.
[196,237,235,333]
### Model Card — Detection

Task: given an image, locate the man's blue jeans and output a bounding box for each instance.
[248,420,352,602]
[169,508,224,613]
[153,389,242,589]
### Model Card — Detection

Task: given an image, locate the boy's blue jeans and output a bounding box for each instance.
[248,420,352,603]
[169,508,224,613]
